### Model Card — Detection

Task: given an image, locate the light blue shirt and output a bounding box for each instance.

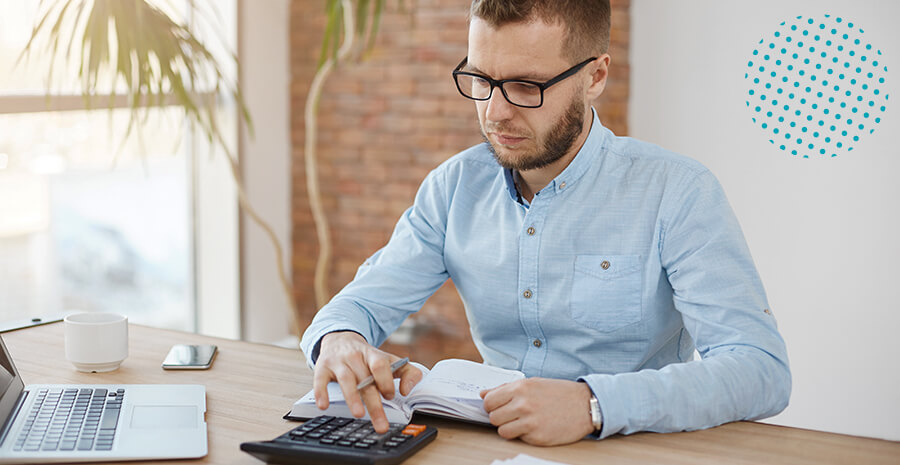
[301,110,791,438]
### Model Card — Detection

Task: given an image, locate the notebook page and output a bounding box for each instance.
[409,359,525,401]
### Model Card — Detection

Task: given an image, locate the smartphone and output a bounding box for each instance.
[162,344,218,370]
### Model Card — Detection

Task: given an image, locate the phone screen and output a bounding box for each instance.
[162,344,217,369]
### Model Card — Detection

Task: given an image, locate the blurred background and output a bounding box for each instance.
[0,0,238,334]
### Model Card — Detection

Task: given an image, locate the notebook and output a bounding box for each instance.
[0,333,207,463]
[286,358,525,425]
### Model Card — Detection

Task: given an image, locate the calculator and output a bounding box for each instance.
[240,415,437,465]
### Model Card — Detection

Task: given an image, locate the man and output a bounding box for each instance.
[301,0,791,446]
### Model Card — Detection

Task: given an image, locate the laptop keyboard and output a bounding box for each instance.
[13,388,125,452]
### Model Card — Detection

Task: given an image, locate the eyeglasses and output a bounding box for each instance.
[452,56,597,108]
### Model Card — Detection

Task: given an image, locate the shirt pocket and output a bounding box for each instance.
[570,254,643,332]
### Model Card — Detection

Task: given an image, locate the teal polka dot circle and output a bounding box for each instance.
[746,15,889,158]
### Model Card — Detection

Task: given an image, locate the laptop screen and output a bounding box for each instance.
[0,338,15,394]
[0,334,25,438]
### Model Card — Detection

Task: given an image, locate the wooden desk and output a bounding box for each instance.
[3,323,898,465]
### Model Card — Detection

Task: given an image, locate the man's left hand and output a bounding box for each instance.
[480,378,595,446]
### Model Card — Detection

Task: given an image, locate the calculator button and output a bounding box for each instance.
[331,418,352,426]
[402,424,427,437]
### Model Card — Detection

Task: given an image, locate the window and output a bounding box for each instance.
[0,0,239,336]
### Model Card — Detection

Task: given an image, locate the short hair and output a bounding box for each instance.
[469,0,611,62]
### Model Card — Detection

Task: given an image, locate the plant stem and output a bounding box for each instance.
[305,0,356,310]
[221,143,298,320]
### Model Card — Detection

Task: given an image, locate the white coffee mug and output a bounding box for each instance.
[64,312,129,372]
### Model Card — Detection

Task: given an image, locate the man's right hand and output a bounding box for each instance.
[312,331,423,433]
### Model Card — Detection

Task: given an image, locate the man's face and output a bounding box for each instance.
[466,17,591,172]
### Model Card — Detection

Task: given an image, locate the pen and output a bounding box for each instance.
[356,357,409,391]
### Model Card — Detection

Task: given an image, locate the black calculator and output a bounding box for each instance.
[240,415,437,465]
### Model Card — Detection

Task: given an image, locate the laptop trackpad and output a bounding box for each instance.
[130,405,198,429]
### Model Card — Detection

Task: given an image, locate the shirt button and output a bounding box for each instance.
[601,260,610,270]
[533,339,542,348]
[523,290,533,299]
[526,227,536,236]
[764,308,772,315]
[559,182,567,190]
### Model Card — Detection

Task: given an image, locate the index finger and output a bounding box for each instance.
[312,365,334,410]
[359,384,391,433]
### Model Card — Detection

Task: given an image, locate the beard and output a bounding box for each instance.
[481,96,585,172]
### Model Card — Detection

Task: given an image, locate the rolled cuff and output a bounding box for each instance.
[577,374,618,439]
[301,322,374,370]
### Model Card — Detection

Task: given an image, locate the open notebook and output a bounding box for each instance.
[287,359,525,424]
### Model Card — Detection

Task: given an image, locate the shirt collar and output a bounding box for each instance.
[502,107,610,204]
[503,167,521,204]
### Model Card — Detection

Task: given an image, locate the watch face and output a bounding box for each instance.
[589,396,603,430]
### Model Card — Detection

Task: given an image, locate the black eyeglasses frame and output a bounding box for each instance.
[451,56,598,108]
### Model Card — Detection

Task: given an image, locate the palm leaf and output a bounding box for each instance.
[19,0,249,158]
[18,0,395,321]
[317,0,390,70]
[367,0,386,52]
[355,0,370,38]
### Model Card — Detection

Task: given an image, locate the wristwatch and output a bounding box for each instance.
[589,393,603,433]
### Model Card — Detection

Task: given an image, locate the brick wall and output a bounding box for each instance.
[290,0,630,366]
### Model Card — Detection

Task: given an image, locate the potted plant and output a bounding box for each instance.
[18,0,388,327]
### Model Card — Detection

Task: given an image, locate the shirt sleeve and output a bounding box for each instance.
[300,169,451,367]
[579,168,791,438]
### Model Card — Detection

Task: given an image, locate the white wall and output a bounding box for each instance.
[195,2,240,339]
[238,0,294,344]
[631,0,899,440]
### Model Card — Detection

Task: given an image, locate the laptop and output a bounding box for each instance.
[0,333,207,463]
